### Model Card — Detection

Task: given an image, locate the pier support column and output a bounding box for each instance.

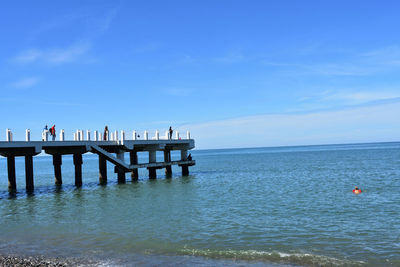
[99,155,107,185]
[115,151,126,183]
[129,151,139,180]
[73,154,83,187]
[164,150,172,177]
[182,165,189,176]
[25,155,34,191]
[180,150,189,176]
[148,150,157,179]
[53,155,62,185]
[7,156,16,191]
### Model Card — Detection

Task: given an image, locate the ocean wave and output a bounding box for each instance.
[179,247,365,266]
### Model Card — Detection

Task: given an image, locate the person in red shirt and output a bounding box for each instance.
[50,125,56,141]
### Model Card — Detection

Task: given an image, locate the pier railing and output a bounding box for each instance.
[4,128,191,142]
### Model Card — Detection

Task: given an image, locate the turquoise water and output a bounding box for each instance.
[0,142,399,266]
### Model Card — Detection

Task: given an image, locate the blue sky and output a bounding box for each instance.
[1,0,400,148]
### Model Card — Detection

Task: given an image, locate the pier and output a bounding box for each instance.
[0,129,195,191]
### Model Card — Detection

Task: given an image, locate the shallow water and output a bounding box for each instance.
[0,142,399,266]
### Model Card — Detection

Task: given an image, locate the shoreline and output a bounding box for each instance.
[0,254,101,267]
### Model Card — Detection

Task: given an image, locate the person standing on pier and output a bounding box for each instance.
[50,125,56,141]
[169,126,173,140]
[103,126,109,141]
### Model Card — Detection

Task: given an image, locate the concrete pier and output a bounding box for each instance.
[53,155,62,185]
[73,154,83,187]
[164,150,172,177]
[25,155,34,191]
[99,155,107,185]
[0,129,195,191]
[129,151,139,180]
[7,156,16,191]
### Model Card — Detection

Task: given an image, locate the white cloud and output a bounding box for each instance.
[9,77,39,88]
[186,101,400,149]
[14,43,91,65]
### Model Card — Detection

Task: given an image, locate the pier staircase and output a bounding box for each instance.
[90,144,130,171]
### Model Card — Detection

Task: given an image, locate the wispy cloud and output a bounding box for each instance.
[186,99,400,149]
[262,45,400,76]
[9,77,39,88]
[14,42,91,65]
[297,89,400,109]
[29,5,119,40]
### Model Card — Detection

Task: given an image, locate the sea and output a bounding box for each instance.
[0,142,399,266]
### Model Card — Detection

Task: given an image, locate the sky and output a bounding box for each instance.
[1,0,400,149]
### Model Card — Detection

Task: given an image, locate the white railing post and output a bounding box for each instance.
[6,129,11,142]
[187,131,190,139]
[175,130,179,140]
[60,129,65,141]
[87,130,91,141]
[99,132,102,141]
[165,131,169,140]
[144,131,148,140]
[155,130,159,140]
[114,130,118,141]
[26,129,30,141]
[43,130,49,141]
[75,130,79,141]
[110,132,114,141]
[94,130,98,141]
[121,130,125,145]
[80,130,84,141]
[133,130,137,140]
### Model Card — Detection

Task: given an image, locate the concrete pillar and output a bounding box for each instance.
[148,150,157,179]
[53,155,62,185]
[7,156,16,191]
[99,155,107,185]
[73,154,83,187]
[164,150,172,177]
[115,151,126,183]
[6,129,12,142]
[94,130,98,141]
[26,129,30,141]
[60,129,65,141]
[43,130,49,141]
[87,130,91,141]
[144,131,148,140]
[121,130,125,145]
[25,155,34,191]
[182,165,189,176]
[129,151,138,180]
[181,149,188,176]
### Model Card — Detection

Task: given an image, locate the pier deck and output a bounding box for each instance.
[0,138,195,191]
